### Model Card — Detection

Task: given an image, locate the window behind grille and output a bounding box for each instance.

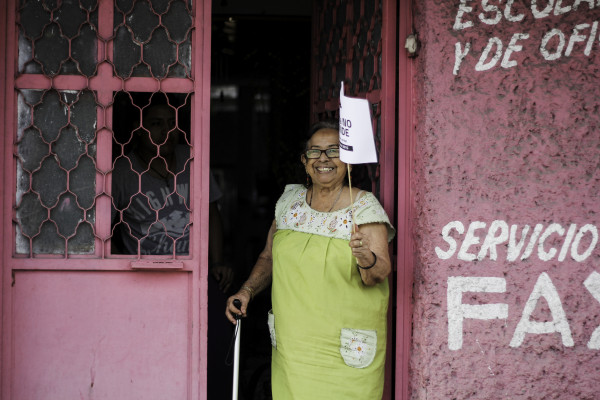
[15,0,195,258]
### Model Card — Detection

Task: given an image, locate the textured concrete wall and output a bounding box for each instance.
[410,1,600,399]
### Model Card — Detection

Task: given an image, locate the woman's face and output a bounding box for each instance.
[302,128,347,189]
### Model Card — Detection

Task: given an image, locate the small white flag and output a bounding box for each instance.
[338,82,378,164]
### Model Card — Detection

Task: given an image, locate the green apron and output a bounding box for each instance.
[270,229,389,399]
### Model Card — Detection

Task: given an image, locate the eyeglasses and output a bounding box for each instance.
[304,148,340,159]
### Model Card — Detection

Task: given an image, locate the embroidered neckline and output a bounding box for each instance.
[303,187,356,214]
[307,185,344,212]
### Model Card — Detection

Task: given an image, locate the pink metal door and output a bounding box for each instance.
[311,0,398,398]
[1,1,213,399]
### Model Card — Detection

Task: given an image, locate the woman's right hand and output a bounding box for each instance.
[225,220,276,324]
[225,289,252,324]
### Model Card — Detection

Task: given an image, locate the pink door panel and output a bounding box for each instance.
[13,271,191,400]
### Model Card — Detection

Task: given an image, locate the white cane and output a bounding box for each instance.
[232,299,242,400]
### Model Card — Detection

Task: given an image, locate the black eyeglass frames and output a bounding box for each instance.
[304,148,340,159]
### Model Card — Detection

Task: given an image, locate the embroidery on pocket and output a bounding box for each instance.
[339,328,377,368]
[267,309,276,348]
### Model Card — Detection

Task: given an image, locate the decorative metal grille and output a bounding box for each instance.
[113,0,193,78]
[18,0,99,76]
[14,0,195,258]
[16,89,97,255]
[313,0,384,195]
[110,92,192,256]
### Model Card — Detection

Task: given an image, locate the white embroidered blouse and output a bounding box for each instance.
[274,184,395,242]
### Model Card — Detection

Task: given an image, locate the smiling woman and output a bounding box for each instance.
[225,120,395,399]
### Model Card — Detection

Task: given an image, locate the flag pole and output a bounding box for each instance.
[347,164,356,234]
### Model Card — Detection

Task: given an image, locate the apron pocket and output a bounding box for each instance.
[339,328,377,368]
[267,309,276,348]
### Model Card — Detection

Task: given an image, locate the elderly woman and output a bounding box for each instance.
[226,120,395,399]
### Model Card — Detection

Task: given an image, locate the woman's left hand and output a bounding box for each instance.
[349,223,392,285]
[349,228,375,266]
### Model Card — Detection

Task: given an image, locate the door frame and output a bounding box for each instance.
[195,0,214,396]
[395,0,416,399]
[0,4,8,396]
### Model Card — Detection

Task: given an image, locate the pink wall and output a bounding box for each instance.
[410,1,600,398]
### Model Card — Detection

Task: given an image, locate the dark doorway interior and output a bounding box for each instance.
[208,4,311,399]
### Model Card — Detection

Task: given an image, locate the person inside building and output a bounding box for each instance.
[225,119,395,399]
[111,94,234,397]
[112,95,232,276]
